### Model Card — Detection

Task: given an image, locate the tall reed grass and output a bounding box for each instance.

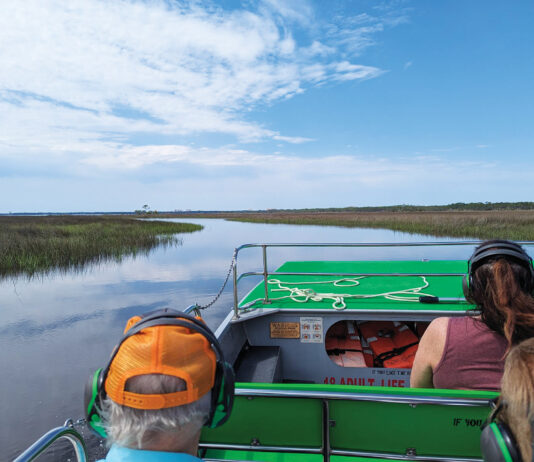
[179,210,534,241]
[0,216,202,279]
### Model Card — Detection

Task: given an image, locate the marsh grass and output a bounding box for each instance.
[176,210,534,241]
[0,215,202,279]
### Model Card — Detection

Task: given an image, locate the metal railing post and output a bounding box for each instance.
[233,257,239,319]
[323,399,330,462]
[262,245,270,304]
[14,420,88,462]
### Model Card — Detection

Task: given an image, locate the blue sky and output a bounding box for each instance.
[0,0,533,212]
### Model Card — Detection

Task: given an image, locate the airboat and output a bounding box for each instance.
[16,242,500,462]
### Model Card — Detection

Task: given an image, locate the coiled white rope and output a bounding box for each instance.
[243,276,436,310]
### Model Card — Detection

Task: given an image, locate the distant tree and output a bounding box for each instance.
[134,204,152,215]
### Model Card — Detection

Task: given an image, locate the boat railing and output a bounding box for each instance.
[231,241,474,318]
[13,419,88,462]
[230,241,534,319]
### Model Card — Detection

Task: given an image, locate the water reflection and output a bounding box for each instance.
[0,219,478,460]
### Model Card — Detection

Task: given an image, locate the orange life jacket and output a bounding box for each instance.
[359,321,419,368]
[360,337,375,367]
[326,321,366,367]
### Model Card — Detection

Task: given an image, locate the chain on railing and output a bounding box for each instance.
[192,248,238,312]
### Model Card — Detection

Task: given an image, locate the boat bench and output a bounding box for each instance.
[234,346,282,383]
[200,383,497,462]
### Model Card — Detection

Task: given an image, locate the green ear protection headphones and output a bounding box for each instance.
[84,308,235,438]
[462,240,534,303]
[480,400,523,462]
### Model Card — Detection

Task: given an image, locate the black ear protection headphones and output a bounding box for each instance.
[480,399,523,462]
[84,308,235,438]
[462,240,534,303]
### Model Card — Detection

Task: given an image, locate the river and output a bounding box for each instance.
[1,219,476,461]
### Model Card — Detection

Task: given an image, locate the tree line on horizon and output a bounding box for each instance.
[4,201,534,216]
[272,202,534,213]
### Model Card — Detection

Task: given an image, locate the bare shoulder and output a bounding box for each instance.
[425,317,449,338]
[419,317,449,367]
[410,317,450,388]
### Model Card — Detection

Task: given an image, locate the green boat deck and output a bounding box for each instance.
[240,260,474,312]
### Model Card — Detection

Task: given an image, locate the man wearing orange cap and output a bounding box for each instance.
[86,309,234,461]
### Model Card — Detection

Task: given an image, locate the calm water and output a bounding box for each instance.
[1,219,477,460]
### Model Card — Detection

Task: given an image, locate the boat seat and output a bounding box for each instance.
[235,346,281,383]
[201,392,323,453]
[201,383,495,461]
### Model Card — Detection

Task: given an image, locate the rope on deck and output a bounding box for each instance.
[244,276,436,310]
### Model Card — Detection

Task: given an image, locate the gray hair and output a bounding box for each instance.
[101,374,211,449]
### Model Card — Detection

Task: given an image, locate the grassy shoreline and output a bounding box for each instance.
[5,209,534,278]
[166,210,534,241]
[0,215,202,279]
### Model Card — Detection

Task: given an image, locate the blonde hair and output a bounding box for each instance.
[500,337,534,462]
[101,374,211,450]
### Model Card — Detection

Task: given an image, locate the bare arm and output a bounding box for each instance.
[410,317,449,388]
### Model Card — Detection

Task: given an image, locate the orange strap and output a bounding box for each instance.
[119,389,199,410]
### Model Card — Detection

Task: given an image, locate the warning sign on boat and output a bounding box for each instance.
[270,322,300,338]
[300,317,323,343]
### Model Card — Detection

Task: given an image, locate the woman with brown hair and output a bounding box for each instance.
[411,240,534,391]
[481,337,534,462]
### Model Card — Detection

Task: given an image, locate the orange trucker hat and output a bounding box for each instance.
[105,315,217,410]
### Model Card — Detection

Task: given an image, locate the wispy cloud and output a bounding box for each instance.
[272,135,314,144]
[429,144,492,153]
[260,0,315,25]
[1,139,529,211]
[0,0,397,168]
[79,143,498,176]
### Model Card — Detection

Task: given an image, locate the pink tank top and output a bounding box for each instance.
[433,317,507,391]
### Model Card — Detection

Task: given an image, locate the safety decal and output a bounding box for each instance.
[300,317,323,343]
[323,376,407,387]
